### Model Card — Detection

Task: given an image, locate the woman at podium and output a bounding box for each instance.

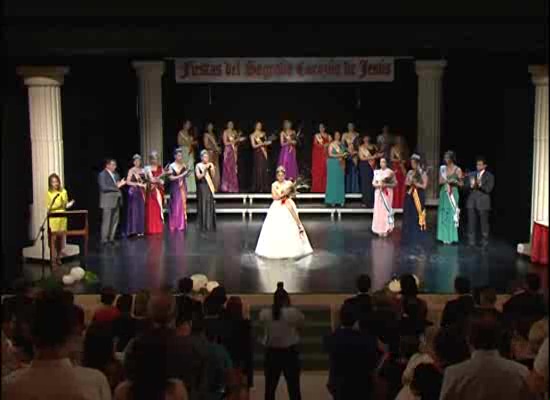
[47,173,74,265]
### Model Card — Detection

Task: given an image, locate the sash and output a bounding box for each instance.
[255,135,268,159]
[132,169,146,202]
[202,164,216,195]
[379,186,395,229]
[283,131,295,152]
[411,187,426,230]
[440,166,460,227]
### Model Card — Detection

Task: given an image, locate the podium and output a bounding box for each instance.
[47,210,89,267]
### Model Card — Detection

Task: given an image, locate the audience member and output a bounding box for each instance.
[67,304,86,366]
[503,273,546,338]
[399,274,429,336]
[113,294,139,352]
[93,287,121,324]
[222,296,254,390]
[410,363,443,400]
[324,302,379,400]
[175,277,203,323]
[83,323,125,391]
[344,274,373,324]
[527,337,548,397]
[115,331,188,400]
[369,290,400,351]
[395,326,438,400]
[259,283,304,400]
[528,317,548,354]
[124,289,206,400]
[4,279,36,362]
[440,277,475,329]
[132,290,150,318]
[2,290,111,400]
[432,326,470,369]
[440,309,532,400]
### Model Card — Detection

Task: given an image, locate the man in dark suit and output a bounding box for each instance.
[440,276,475,329]
[466,156,495,248]
[324,303,380,400]
[344,274,373,324]
[98,158,126,246]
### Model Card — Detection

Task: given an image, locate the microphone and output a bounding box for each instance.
[47,193,60,214]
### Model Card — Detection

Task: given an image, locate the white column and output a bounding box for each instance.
[518,65,549,256]
[17,66,79,260]
[132,61,165,162]
[415,60,447,204]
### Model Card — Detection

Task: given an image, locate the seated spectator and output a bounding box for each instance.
[440,309,532,400]
[115,331,188,400]
[124,289,206,400]
[478,286,500,313]
[398,274,429,336]
[410,363,443,400]
[369,290,400,352]
[432,326,470,369]
[2,289,111,400]
[132,290,150,318]
[528,317,548,354]
[343,274,373,324]
[259,282,304,400]
[503,273,546,339]
[175,277,203,323]
[113,294,139,352]
[324,302,379,400]
[83,323,125,391]
[62,289,75,305]
[93,287,121,324]
[396,326,438,400]
[440,276,475,329]
[4,279,36,363]
[222,296,254,390]
[67,304,86,366]
[527,337,548,398]
[375,335,418,400]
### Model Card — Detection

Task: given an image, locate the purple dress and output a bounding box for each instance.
[126,169,145,236]
[221,144,239,192]
[168,163,187,232]
[278,132,299,180]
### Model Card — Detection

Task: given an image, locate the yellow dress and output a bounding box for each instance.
[47,189,68,232]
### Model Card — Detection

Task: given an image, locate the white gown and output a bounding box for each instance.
[255,180,313,259]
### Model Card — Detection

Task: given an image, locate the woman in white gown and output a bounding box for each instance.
[255,166,313,259]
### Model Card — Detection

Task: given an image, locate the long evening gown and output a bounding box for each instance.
[372,169,395,235]
[237,135,252,192]
[221,140,239,193]
[437,166,461,244]
[392,158,406,209]
[196,163,216,231]
[204,133,221,192]
[126,168,146,236]
[145,165,165,235]
[344,134,361,193]
[277,131,299,180]
[255,180,313,259]
[168,163,187,232]
[402,170,427,244]
[311,134,330,193]
[325,143,346,206]
[359,146,376,207]
[251,134,271,192]
[177,132,197,194]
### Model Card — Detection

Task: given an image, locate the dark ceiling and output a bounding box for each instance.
[3,1,548,61]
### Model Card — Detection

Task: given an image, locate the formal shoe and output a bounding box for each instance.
[110,240,120,248]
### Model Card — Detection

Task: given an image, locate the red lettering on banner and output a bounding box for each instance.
[184,62,222,78]
[245,62,293,80]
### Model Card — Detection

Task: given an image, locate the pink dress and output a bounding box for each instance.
[372,168,395,235]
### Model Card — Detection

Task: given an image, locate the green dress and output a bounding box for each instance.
[437,167,461,243]
[325,143,346,206]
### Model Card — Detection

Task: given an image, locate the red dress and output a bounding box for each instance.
[311,134,331,192]
[145,165,165,234]
[392,160,406,208]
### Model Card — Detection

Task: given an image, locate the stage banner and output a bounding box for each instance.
[174,57,394,83]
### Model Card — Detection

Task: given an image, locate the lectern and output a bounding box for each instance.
[47,210,89,267]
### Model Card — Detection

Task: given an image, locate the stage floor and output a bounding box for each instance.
[22,211,538,295]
